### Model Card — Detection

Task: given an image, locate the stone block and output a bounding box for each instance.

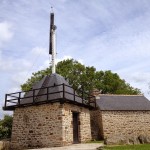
[138,135,150,144]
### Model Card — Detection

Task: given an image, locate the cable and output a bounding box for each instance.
[21,49,45,85]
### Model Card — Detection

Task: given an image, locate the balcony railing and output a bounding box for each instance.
[3,83,96,110]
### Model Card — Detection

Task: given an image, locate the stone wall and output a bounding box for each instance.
[90,110,150,144]
[90,109,103,140]
[11,103,63,149]
[101,111,150,144]
[11,102,91,149]
[62,103,91,144]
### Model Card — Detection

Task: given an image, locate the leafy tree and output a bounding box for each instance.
[21,59,141,95]
[0,115,13,139]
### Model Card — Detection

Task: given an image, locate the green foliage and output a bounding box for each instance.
[21,59,141,95]
[0,115,13,139]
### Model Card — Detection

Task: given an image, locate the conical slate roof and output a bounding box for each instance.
[21,73,83,104]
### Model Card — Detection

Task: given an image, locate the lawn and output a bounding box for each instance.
[101,144,150,150]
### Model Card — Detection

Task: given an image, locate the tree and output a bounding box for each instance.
[0,115,13,139]
[21,59,141,95]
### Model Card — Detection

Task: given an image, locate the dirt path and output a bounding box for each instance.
[28,143,103,150]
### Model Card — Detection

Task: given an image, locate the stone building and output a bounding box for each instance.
[4,73,94,149]
[3,74,150,148]
[90,94,150,144]
[3,12,150,149]
[3,12,95,149]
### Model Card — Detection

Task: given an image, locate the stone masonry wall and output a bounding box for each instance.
[102,111,150,140]
[90,109,103,140]
[11,103,91,149]
[62,103,91,144]
[11,103,63,149]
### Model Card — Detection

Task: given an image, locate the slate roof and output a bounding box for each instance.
[21,73,82,104]
[96,95,150,111]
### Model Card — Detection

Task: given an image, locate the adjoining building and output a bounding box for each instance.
[90,94,150,144]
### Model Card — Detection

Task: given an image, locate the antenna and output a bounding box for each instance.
[49,8,57,74]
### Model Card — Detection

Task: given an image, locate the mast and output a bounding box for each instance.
[49,12,57,74]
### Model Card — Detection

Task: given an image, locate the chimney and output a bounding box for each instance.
[90,88,101,100]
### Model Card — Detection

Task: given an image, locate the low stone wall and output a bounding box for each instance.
[11,102,91,149]
[102,111,150,144]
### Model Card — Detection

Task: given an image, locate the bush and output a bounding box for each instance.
[0,115,13,139]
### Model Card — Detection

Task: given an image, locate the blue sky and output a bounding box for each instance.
[0,0,150,118]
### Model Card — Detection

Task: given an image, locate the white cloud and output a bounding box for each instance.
[0,57,32,72]
[0,110,12,119]
[56,55,84,64]
[56,55,73,63]
[11,71,30,86]
[119,71,150,92]
[31,47,47,56]
[0,21,13,48]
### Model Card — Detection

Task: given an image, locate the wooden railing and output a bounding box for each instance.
[3,83,96,110]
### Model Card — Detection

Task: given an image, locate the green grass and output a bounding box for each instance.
[101,144,150,150]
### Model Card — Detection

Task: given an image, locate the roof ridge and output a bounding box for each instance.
[42,76,50,87]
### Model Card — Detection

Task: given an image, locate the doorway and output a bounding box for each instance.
[73,112,79,143]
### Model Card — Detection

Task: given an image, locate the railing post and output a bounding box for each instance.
[82,90,84,104]
[5,94,7,108]
[18,92,21,105]
[33,89,35,103]
[74,89,75,101]
[63,83,65,99]
[88,96,90,105]
[47,87,49,101]
[95,97,96,108]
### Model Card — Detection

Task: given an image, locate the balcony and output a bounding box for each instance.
[3,83,96,110]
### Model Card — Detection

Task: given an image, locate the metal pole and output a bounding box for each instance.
[50,12,57,74]
[52,29,56,74]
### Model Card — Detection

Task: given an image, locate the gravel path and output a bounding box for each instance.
[27,143,103,150]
